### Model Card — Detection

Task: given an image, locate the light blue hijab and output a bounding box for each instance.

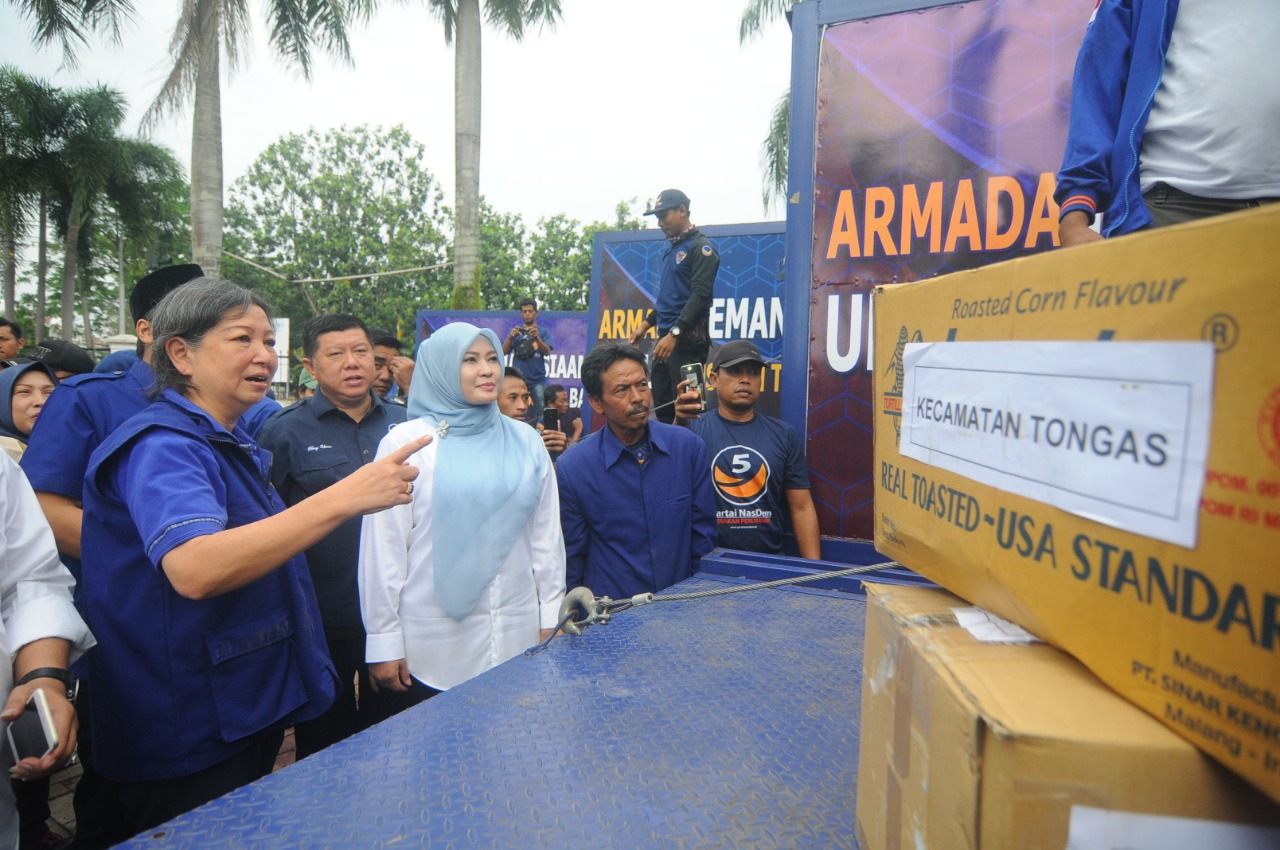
[407,323,548,620]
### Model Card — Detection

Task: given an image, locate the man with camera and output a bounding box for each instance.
[502,298,553,420]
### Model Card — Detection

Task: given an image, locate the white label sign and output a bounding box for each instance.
[1067,805,1280,850]
[899,341,1214,547]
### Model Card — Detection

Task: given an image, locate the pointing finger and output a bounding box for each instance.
[385,435,432,464]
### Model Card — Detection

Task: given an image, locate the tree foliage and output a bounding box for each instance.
[523,200,644,312]
[3,68,188,343]
[475,198,644,313]
[225,125,641,353]
[739,0,794,212]
[141,0,375,278]
[5,0,135,65]
[224,125,453,350]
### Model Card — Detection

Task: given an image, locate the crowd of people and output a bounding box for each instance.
[0,187,828,849]
[5,30,1276,833]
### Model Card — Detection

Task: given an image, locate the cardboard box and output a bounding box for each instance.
[872,205,1280,801]
[857,584,1280,850]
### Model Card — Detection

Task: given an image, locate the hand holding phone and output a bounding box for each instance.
[680,363,708,412]
[7,688,58,765]
[542,408,559,433]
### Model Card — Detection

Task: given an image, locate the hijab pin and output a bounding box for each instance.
[436,419,450,439]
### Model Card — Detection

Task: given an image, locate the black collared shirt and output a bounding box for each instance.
[257,391,408,637]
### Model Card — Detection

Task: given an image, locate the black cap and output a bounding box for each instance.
[26,339,95,376]
[644,189,691,216]
[713,340,766,371]
[129,264,204,324]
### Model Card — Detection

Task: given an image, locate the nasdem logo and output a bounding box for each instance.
[712,445,771,506]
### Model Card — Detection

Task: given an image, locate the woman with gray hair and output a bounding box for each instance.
[77,278,430,836]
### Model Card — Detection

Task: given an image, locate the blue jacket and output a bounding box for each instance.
[1055,0,1179,237]
[557,420,718,598]
[648,228,719,337]
[81,390,337,782]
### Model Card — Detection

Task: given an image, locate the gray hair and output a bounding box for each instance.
[149,277,275,395]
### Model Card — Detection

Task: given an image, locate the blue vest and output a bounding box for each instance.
[81,391,337,782]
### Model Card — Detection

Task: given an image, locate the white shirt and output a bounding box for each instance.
[359,418,566,691]
[1140,0,1280,198]
[0,454,94,849]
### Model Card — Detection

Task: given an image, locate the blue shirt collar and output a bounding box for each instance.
[160,388,256,446]
[599,419,671,468]
[128,357,156,385]
[306,389,387,421]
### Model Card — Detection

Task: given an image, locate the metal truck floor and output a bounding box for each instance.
[117,573,871,849]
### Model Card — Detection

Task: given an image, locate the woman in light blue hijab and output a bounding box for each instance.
[358,323,566,705]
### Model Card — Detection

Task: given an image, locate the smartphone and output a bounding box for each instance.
[7,688,58,763]
[680,362,708,412]
[542,408,560,432]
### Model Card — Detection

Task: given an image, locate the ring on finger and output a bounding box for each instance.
[405,482,414,495]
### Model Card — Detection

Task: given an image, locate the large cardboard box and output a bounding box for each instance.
[857,584,1280,850]
[872,205,1280,800]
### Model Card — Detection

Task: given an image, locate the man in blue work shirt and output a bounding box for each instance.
[556,343,717,598]
[257,314,407,755]
[19,263,206,850]
[629,189,720,423]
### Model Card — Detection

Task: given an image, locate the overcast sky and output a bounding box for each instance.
[1,0,793,230]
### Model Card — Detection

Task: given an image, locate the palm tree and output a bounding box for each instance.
[5,0,134,64]
[48,84,128,341]
[1,67,77,332]
[103,139,188,331]
[739,0,792,212]
[425,0,562,309]
[50,116,187,345]
[0,66,51,320]
[142,0,372,278]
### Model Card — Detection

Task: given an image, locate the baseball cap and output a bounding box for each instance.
[714,340,767,370]
[299,372,318,391]
[130,264,205,324]
[26,339,95,376]
[644,189,691,216]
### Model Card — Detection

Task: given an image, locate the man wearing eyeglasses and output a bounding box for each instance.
[629,189,720,424]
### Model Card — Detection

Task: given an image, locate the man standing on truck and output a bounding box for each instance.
[1056,0,1280,246]
[629,189,720,424]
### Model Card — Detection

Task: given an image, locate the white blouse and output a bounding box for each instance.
[1,455,94,848]
[358,418,566,691]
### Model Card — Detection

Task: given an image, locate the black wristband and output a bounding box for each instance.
[16,667,78,702]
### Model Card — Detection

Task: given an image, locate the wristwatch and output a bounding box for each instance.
[670,326,682,338]
[16,667,79,702]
